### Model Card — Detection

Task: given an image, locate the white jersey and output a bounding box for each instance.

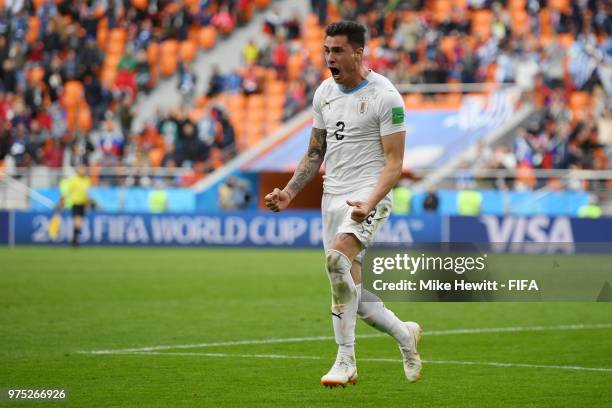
[312,70,406,195]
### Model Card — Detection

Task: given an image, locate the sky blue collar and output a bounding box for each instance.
[338,78,369,94]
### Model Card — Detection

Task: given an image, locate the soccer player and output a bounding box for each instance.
[59,164,92,246]
[264,21,422,387]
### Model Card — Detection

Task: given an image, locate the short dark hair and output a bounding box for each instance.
[325,21,367,49]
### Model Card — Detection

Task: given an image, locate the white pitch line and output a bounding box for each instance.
[103,351,612,373]
[81,323,612,355]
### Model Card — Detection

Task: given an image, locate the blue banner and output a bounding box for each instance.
[449,215,612,243]
[5,212,611,247]
[11,211,441,247]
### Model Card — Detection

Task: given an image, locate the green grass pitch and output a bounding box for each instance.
[1,247,611,407]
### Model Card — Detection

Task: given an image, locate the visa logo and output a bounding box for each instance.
[479,216,575,253]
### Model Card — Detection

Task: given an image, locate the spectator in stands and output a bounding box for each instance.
[212,5,235,36]
[241,64,262,95]
[311,0,328,26]
[392,181,412,215]
[423,187,440,213]
[210,107,236,159]
[99,119,124,165]
[457,189,483,216]
[41,137,63,168]
[196,108,217,148]
[542,40,565,89]
[283,80,307,121]
[70,131,95,167]
[115,51,138,96]
[271,36,289,80]
[135,50,153,93]
[285,10,302,40]
[148,181,169,213]
[206,65,224,98]
[0,121,10,162]
[243,39,260,65]
[175,121,206,166]
[117,94,135,138]
[27,119,47,163]
[178,62,198,106]
[156,110,178,149]
[9,123,30,167]
[2,58,18,93]
[264,7,284,37]
[218,176,251,210]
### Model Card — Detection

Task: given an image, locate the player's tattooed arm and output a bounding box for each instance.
[283,127,327,200]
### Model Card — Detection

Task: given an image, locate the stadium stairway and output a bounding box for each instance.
[132,0,311,132]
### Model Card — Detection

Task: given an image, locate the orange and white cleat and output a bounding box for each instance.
[399,321,422,383]
[321,354,358,388]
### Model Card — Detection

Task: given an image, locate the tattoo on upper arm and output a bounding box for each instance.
[285,128,327,198]
[307,127,327,161]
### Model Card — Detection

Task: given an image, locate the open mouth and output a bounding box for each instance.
[329,67,340,77]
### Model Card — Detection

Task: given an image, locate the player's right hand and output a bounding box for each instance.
[264,188,291,212]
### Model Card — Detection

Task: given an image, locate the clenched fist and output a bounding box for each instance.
[346,200,374,223]
[264,188,291,212]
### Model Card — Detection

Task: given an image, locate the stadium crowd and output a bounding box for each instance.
[0,0,270,183]
[0,0,610,188]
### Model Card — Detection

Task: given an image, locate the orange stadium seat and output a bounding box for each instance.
[226,94,246,111]
[100,67,117,87]
[97,18,109,51]
[266,80,286,96]
[287,53,305,81]
[539,8,553,36]
[266,95,285,111]
[247,95,265,110]
[549,0,570,13]
[508,0,527,11]
[159,40,179,76]
[160,57,178,77]
[254,0,270,9]
[445,93,463,108]
[404,93,423,109]
[305,13,319,30]
[104,53,122,71]
[246,127,264,147]
[180,40,198,63]
[62,81,84,109]
[147,41,160,61]
[106,40,124,56]
[77,106,93,131]
[199,26,217,50]
[131,0,147,10]
[148,148,164,167]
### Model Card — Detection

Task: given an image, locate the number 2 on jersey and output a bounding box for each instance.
[334,121,345,140]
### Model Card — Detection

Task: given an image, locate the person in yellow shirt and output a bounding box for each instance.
[59,165,92,246]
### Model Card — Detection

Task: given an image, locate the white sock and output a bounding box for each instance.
[326,249,358,351]
[356,284,410,346]
[338,344,354,358]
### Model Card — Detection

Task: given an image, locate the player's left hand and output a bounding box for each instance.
[346,200,373,223]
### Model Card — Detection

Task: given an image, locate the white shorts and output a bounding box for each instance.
[322,189,392,263]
